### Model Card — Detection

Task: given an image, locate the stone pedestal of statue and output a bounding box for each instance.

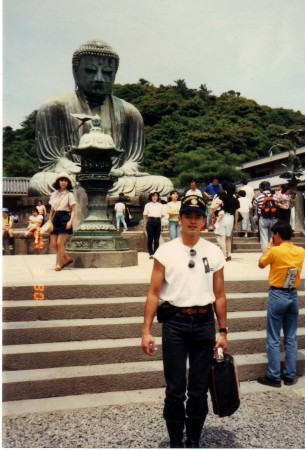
[65,115,138,268]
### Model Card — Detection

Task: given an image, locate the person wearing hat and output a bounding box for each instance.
[142,195,227,448]
[49,172,76,271]
[143,192,164,259]
[2,208,14,251]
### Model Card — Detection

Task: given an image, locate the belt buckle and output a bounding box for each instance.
[182,308,195,315]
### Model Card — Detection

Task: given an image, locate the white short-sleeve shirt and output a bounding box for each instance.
[154,237,225,307]
[114,202,126,213]
[185,188,203,198]
[143,202,164,218]
[49,190,76,211]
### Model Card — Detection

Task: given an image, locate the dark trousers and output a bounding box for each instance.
[162,309,215,423]
[146,218,161,256]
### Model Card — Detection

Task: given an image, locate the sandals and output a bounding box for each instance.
[62,258,74,269]
[55,258,73,271]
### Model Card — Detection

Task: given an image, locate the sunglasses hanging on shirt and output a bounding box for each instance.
[188,249,196,268]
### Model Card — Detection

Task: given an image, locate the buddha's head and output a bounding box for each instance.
[72,40,120,98]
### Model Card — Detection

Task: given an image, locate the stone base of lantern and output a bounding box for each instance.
[67,249,138,268]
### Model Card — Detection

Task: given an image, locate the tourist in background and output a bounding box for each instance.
[143,192,164,259]
[10,212,19,224]
[205,177,222,198]
[160,198,169,232]
[2,208,14,251]
[114,194,128,232]
[257,221,305,388]
[237,190,252,238]
[167,190,181,240]
[253,181,278,251]
[274,184,294,224]
[36,200,47,224]
[49,172,76,271]
[185,180,203,198]
[216,182,240,261]
[239,178,256,232]
[205,178,222,231]
[24,208,43,244]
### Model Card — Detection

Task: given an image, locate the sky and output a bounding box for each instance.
[2,0,305,129]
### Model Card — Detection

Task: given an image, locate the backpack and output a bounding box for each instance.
[261,194,278,218]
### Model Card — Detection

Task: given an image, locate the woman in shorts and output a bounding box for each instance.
[49,172,76,271]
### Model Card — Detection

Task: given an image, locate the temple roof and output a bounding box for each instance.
[2,177,31,196]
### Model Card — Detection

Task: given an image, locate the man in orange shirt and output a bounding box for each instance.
[257,221,305,387]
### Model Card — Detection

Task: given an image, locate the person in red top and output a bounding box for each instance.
[257,221,305,388]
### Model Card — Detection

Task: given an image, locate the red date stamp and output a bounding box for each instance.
[33,284,45,301]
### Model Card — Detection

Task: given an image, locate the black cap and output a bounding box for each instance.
[180,195,207,216]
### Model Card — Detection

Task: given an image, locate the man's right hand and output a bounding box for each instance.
[142,333,157,356]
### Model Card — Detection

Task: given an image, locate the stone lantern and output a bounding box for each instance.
[66,114,137,267]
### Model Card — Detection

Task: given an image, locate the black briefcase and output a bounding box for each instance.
[209,353,240,417]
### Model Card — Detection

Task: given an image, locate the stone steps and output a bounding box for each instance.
[3,351,305,402]
[3,328,305,372]
[2,285,305,402]
[3,279,284,301]
[3,308,305,345]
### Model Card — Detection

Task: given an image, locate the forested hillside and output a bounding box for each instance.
[3,80,305,186]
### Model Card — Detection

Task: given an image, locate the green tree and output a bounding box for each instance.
[3,111,38,177]
[3,83,305,186]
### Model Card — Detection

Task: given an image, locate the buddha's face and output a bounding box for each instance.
[76,55,116,97]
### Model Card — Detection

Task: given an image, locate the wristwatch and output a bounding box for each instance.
[219,327,228,334]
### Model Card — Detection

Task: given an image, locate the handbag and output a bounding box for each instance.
[40,192,68,234]
[209,353,240,417]
[40,219,54,234]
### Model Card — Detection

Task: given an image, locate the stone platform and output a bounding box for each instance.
[69,250,138,268]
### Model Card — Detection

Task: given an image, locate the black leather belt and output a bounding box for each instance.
[270,286,296,292]
[148,217,161,220]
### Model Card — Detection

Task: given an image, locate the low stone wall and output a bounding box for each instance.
[3,229,147,255]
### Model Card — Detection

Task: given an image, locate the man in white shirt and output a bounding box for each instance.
[185,180,203,198]
[142,195,227,448]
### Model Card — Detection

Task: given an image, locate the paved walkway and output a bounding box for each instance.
[3,251,305,287]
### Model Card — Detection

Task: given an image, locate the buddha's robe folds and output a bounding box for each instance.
[29,92,173,197]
